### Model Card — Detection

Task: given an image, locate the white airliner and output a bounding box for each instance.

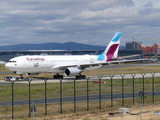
[5,32,147,79]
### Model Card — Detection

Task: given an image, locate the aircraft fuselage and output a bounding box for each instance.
[6,55,101,74]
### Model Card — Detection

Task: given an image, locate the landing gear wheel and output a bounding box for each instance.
[53,75,57,79]
[75,75,86,79]
[60,75,63,79]
[53,74,63,79]
[82,75,86,79]
[75,75,79,79]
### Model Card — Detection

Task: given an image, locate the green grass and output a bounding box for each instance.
[1,64,160,119]
[0,77,160,102]
[0,64,8,71]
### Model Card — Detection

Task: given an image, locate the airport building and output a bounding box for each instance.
[140,43,159,54]
[126,41,159,57]
[126,41,140,50]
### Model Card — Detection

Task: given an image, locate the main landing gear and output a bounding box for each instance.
[53,74,63,79]
[75,75,86,79]
[53,74,86,79]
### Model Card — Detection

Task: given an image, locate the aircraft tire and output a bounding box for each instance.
[75,75,86,79]
[75,75,79,79]
[82,75,86,79]
[53,75,63,79]
[53,75,57,79]
[60,75,63,79]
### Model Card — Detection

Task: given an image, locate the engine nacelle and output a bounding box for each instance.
[65,67,81,76]
[26,73,39,76]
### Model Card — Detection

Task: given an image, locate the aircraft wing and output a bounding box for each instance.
[52,58,149,70]
[79,58,149,69]
[116,54,140,59]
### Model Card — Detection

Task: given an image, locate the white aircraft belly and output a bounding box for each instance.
[15,67,48,73]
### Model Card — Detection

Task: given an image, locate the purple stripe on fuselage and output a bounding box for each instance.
[106,44,119,61]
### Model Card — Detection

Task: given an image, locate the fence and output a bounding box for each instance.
[0,73,160,119]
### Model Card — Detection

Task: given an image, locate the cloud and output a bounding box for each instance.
[0,0,159,46]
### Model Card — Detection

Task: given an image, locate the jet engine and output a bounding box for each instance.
[26,73,39,76]
[65,67,81,76]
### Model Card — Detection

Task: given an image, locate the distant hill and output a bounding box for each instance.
[0,42,125,50]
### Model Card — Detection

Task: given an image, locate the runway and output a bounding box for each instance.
[0,91,158,106]
[0,72,160,85]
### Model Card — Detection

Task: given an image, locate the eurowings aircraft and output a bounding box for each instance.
[5,32,147,79]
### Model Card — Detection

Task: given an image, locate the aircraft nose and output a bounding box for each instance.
[5,63,15,70]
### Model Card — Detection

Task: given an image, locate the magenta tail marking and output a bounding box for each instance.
[106,44,119,61]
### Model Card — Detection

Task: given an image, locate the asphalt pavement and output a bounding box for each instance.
[0,91,159,106]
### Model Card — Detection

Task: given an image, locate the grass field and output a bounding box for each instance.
[1,77,160,102]
[1,63,160,119]
[0,64,160,100]
[1,63,160,78]
[1,64,160,101]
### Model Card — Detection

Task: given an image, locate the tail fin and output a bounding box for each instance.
[97,32,122,61]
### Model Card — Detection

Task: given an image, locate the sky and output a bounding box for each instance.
[0,0,160,47]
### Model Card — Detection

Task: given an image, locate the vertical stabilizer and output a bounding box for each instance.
[97,32,122,61]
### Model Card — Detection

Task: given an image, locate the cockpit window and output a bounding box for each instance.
[8,61,17,63]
